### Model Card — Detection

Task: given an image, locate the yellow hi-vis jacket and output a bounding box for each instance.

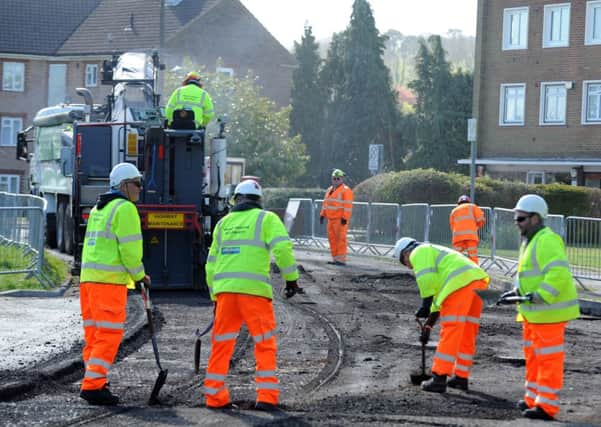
[205,207,299,301]
[165,84,215,128]
[409,243,489,312]
[320,184,353,220]
[516,227,580,323]
[80,197,146,288]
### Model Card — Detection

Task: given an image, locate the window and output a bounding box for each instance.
[499,84,526,126]
[543,3,570,48]
[85,64,98,87]
[540,82,567,125]
[1,117,22,146]
[527,171,546,185]
[48,63,67,106]
[586,1,601,45]
[503,7,529,50]
[582,80,601,124]
[216,67,234,77]
[35,125,65,160]
[2,62,25,91]
[0,174,20,193]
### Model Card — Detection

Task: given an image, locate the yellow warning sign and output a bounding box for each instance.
[147,212,185,229]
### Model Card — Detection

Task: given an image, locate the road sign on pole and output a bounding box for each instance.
[467,118,477,202]
[368,144,383,175]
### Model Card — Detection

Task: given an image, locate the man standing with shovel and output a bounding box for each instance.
[503,194,580,421]
[393,238,489,393]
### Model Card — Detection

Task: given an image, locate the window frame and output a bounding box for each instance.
[0,116,23,147]
[581,80,601,125]
[543,3,571,48]
[2,62,25,92]
[539,81,568,126]
[526,171,546,185]
[585,0,601,45]
[499,83,527,126]
[216,66,234,77]
[502,7,529,51]
[0,174,20,194]
[85,63,98,87]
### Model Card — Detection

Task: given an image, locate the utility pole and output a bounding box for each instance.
[467,118,477,203]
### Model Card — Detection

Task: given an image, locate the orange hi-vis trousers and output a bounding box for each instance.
[522,320,566,417]
[80,282,127,391]
[327,219,348,263]
[204,293,279,407]
[431,279,487,378]
[453,240,479,264]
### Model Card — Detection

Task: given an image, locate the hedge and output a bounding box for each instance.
[352,169,601,218]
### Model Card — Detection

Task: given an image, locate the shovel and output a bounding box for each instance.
[475,289,530,308]
[139,283,168,405]
[410,318,432,385]
[193,318,214,374]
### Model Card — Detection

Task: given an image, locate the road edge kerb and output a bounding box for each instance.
[0,292,147,401]
[0,276,73,298]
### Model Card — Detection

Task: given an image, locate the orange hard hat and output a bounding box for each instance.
[183,71,201,85]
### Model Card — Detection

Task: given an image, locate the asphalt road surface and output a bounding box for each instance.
[1,249,600,426]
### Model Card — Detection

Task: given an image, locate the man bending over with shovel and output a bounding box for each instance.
[393,237,490,393]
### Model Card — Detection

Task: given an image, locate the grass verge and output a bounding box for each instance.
[0,249,68,292]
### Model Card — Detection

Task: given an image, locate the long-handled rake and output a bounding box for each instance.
[139,283,168,405]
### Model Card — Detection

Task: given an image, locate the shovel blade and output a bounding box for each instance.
[410,372,432,385]
[194,339,201,374]
[475,289,503,307]
[148,369,168,405]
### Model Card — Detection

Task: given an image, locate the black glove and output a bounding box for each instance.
[320,216,325,225]
[415,296,433,318]
[425,311,440,328]
[341,218,347,225]
[285,280,303,299]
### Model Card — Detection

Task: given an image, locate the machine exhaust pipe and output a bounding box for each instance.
[76,88,94,122]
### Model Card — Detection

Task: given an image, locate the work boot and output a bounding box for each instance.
[326,261,337,265]
[421,374,447,393]
[516,399,529,411]
[334,261,346,266]
[255,401,278,411]
[447,375,469,391]
[80,385,119,406]
[523,406,554,421]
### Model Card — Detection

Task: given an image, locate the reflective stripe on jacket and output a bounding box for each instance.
[517,227,580,323]
[320,184,353,220]
[205,208,299,301]
[450,203,484,245]
[165,84,215,127]
[409,243,489,312]
[80,198,146,287]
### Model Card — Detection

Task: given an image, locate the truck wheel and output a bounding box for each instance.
[46,213,57,249]
[64,202,74,255]
[57,201,65,253]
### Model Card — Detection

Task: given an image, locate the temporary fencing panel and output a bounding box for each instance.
[400,204,429,242]
[370,203,400,245]
[0,192,51,288]
[565,216,601,281]
[428,204,454,246]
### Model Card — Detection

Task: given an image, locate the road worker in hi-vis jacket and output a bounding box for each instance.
[203,179,303,411]
[320,168,353,265]
[79,162,150,406]
[501,194,579,421]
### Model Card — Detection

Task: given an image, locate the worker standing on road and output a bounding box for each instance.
[203,179,303,411]
[449,195,485,264]
[393,238,489,393]
[320,169,353,266]
[502,194,579,421]
[165,71,214,129]
[79,162,150,406]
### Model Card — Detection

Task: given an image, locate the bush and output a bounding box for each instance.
[353,169,601,217]
[262,187,325,209]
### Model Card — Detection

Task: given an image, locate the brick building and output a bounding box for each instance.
[465,0,601,187]
[0,0,295,193]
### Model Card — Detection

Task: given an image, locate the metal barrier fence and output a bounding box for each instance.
[286,198,601,283]
[0,192,52,288]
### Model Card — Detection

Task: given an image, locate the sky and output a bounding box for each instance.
[239,0,477,49]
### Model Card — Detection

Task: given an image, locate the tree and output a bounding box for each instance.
[408,36,471,172]
[290,25,325,186]
[165,59,308,186]
[326,0,401,184]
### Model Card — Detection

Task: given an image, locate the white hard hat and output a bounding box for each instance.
[513,194,548,219]
[234,179,262,197]
[393,237,417,261]
[110,162,142,188]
